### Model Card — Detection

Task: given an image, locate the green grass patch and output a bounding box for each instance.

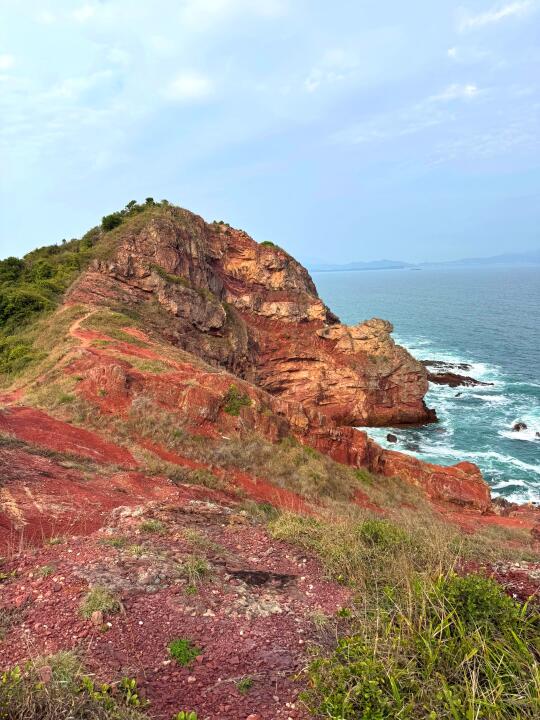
[0,651,148,719]
[79,587,121,619]
[168,638,201,667]
[304,573,540,719]
[139,519,166,534]
[222,385,252,416]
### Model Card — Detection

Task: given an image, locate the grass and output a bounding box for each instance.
[36,564,56,578]
[180,555,212,586]
[139,519,166,534]
[168,638,201,667]
[0,651,149,719]
[266,510,540,719]
[99,537,128,549]
[304,574,540,719]
[79,587,121,619]
[236,676,254,695]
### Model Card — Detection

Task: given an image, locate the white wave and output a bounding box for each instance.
[500,428,539,442]
[491,478,530,490]
[491,485,540,504]
[469,394,510,406]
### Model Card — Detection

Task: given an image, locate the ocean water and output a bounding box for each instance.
[313,267,540,503]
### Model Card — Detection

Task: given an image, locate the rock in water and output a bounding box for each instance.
[513,422,528,432]
[387,433,398,443]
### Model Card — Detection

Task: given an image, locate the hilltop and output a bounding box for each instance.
[1,200,539,720]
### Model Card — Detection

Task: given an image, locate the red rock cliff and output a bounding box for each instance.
[68,207,435,427]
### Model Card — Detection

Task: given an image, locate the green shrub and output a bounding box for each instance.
[260,240,276,247]
[222,385,252,416]
[0,652,148,719]
[303,573,540,719]
[101,213,123,231]
[174,713,198,720]
[79,587,121,619]
[358,519,409,549]
[168,638,201,666]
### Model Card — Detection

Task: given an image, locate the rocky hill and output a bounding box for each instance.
[1,200,539,720]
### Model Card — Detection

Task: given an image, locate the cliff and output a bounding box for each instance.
[1,201,539,720]
[67,207,435,426]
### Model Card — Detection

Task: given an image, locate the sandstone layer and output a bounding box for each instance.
[68,208,435,427]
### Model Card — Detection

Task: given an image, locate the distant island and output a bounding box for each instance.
[306,250,540,273]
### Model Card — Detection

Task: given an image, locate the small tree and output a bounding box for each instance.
[101,213,123,231]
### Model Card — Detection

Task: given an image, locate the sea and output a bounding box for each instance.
[313,267,540,503]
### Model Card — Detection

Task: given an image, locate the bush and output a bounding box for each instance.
[0,652,148,719]
[168,638,201,666]
[303,573,540,719]
[101,213,123,231]
[222,385,252,416]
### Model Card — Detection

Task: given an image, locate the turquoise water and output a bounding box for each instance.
[313,267,540,503]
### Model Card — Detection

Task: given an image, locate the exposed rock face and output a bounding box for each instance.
[427,371,493,388]
[68,208,435,426]
[421,360,493,388]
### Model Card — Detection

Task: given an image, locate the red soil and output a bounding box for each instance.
[0,502,351,720]
[0,406,136,467]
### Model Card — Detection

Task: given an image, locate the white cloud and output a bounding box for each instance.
[108,48,131,66]
[429,83,480,102]
[335,83,483,146]
[164,71,213,102]
[72,4,97,23]
[45,70,113,101]
[304,48,357,93]
[34,10,56,25]
[0,54,15,71]
[459,1,536,31]
[447,47,458,59]
[179,0,286,31]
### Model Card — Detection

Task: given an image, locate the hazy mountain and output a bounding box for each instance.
[307,250,540,272]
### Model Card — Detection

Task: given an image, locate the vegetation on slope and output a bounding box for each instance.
[271,513,540,719]
[0,651,148,720]
[0,199,170,377]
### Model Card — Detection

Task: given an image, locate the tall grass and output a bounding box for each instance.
[269,512,540,719]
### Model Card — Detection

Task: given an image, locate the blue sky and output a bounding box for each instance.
[1,0,539,263]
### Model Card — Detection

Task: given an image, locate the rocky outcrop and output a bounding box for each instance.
[68,207,435,426]
[422,360,493,388]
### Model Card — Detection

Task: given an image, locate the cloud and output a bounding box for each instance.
[34,10,56,25]
[459,1,536,31]
[0,54,15,70]
[179,0,287,31]
[335,83,483,146]
[304,48,357,93]
[44,70,114,101]
[163,71,214,102]
[72,4,97,23]
[429,83,480,102]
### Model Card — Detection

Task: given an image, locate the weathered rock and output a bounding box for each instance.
[67,208,434,426]
[427,371,492,388]
[513,422,527,432]
[366,441,491,511]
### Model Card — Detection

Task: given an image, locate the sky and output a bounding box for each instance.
[1,0,539,264]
